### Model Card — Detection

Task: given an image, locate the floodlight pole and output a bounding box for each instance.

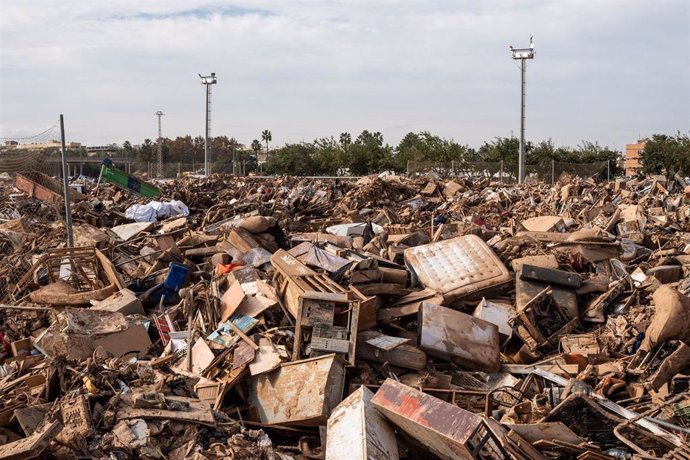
[520,58,526,184]
[204,85,210,175]
[510,37,535,184]
[200,73,217,176]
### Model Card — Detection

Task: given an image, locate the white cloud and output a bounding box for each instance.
[0,0,688,149]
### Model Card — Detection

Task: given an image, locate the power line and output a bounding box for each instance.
[0,125,59,143]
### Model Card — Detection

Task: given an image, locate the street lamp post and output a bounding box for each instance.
[509,37,535,184]
[199,73,217,176]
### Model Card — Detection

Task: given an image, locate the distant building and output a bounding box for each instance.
[624,139,647,176]
[3,139,81,151]
[86,144,118,156]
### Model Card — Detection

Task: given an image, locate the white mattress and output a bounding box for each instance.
[404,235,511,302]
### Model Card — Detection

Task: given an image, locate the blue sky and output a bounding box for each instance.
[0,0,688,150]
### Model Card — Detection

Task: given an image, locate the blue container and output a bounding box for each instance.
[163,263,190,291]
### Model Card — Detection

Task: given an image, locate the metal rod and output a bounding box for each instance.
[59,114,74,248]
[0,304,52,311]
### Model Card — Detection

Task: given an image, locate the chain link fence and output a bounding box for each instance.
[0,149,615,183]
[406,160,614,183]
[0,151,252,179]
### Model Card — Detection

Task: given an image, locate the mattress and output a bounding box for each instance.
[404,235,511,303]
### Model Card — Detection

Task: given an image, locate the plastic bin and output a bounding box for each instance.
[163,263,190,291]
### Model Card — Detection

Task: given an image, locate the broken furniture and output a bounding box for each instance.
[293,291,359,366]
[270,249,348,318]
[20,247,125,305]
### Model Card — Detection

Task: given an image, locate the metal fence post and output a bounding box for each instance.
[551,159,555,185]
[499,160,503,183]
[59,114,74,248]
[607,160,610,181]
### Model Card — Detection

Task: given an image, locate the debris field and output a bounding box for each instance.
[1,170,690,459]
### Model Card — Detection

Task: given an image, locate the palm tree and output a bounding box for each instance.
[251,139,262,165]
[261,130,272,159]
[339,132,351,149]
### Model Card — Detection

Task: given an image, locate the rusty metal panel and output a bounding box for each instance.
[15,171,86,203]
[247,354,346,427]
[419,302,500,373]
[326,386,399,460]
[370,379,482,460]
[404,235,511,303]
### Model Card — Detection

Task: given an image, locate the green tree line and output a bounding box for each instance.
[108,130,689,178]
[115,135,257,171]
[264,131,624,176]
[640,132,690,178]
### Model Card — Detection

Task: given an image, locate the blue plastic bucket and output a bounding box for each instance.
[164,263,190,291]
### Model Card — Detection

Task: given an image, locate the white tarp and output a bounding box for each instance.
[125,200,189,223]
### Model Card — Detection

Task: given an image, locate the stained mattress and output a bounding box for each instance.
[404,235,511,302]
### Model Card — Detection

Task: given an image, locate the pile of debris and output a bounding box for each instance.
[1,169,690,459]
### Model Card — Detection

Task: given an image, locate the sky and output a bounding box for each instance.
[0,0,688,150]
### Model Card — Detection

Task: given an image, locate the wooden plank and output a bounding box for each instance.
[184,246,220,257]
[227,319,259,351]
[154,234,182,255]
[354,283,411,297]
[0,420,62,460]
[13,405,50,436]
[378,303,421,322]
[515,231,571,243]
[348,285,377,331]
[115,396,215,425]
[227,228,262,253]
[500,364,579,375]
[271,249,317,278]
